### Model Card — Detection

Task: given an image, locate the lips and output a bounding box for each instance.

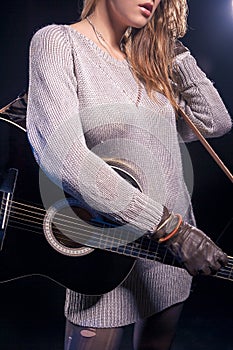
[139,3,153,17]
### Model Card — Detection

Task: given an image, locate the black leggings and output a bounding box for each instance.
[64,302,184,350]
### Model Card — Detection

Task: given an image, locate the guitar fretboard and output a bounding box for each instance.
[104,232,233,282]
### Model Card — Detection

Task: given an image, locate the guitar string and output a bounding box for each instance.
[2,201,233,270]
[15,207,233,269]
[0,200,231,266]
[8,219,233,281]
[6,216,233,284]
[4,199,233,253]
[2,199,233,258]
[2,200,166,256]
[2,205,232,278]
[2,199,233,265]
[2,201,167,258]
[6,219,233,279]
[7,202,142,246]
[7,220,170,266]
[4,201,233,262]
[5,211,233,274]
[3,198,233,250]
[4,196,233,250]
[6,219,233,281]
[9,215,164,259]
[4,200,233,257]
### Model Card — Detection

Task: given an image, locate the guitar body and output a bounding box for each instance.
[0,226,135,295]
[0,117,135,295]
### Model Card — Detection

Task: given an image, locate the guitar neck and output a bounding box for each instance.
[105,233,233,282]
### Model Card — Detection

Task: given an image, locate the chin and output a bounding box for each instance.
[128,17,151,29]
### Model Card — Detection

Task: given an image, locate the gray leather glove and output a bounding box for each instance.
[151,207,228,276]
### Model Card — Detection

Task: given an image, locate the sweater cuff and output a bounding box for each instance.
[113,191,164,236]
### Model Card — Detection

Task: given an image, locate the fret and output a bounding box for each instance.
[126,242,141,258]
[144,236,153,260]
[124,244,142,258]
[132,237,148,258]
[104,224,118,249]
[107,242,138,258]
[132,238,154,259]
[214,257,233,281]
[91,218,121,250]
[121,241,141,258]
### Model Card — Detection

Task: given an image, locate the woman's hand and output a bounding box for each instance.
[151,208,228,276]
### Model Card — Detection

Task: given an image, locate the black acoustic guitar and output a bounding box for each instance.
[0,114,232,296]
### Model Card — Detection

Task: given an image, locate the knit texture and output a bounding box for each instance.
[26,24,232,327]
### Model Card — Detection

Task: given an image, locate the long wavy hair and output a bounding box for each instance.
[81,0,188,109]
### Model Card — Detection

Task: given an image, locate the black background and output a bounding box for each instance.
[0,1,233,349]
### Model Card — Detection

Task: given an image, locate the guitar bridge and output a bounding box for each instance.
[0,168,18,250]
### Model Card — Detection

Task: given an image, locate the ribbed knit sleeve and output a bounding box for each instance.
[26,25,164,234]
[173,51,232,142]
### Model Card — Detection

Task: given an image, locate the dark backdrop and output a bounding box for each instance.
[0,1,232,349]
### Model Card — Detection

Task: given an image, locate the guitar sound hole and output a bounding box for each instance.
[52,205,93,249]
[52,224,81,248]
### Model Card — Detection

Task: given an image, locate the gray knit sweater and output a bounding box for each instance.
[26,24,232,327]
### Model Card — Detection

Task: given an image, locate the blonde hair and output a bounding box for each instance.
[80,0,97,18]
[81,0,188,109]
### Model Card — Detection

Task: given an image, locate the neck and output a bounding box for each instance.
[89,3,127,51]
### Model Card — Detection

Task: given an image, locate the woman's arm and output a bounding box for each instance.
[172,41,232,142]
[26,25,164,234]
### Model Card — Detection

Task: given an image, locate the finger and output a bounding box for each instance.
[198,265,212,276]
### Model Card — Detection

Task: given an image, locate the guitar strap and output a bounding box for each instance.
[0,91,27,129]
[0,92,232,182]
[177,107,233,183]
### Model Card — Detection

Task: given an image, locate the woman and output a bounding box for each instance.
[26,0,232,349]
